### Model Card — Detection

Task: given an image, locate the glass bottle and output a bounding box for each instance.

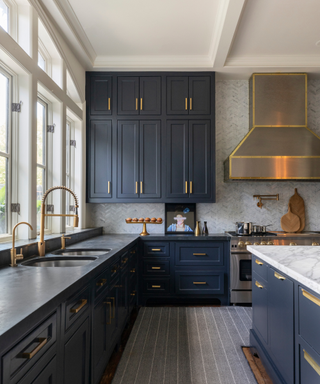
[202,221,209,236]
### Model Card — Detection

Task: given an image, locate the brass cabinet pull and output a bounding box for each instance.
[185,181,188,194]
[152,266,161,269]
[274,272,286,280]
[302,289,320,307]
[104,301,112,324]
[255,259,263,266]
[190,181,193,194]
[152,285,161,288]
[190,98,192,110]
[108,181,111,194]
[185,98,188,110]
[22,338,47,359]
[108,98,111,110]
[136,98,138,110]
[193,282,207,285]
[255,281,263,289]
[135,181,138,194]
[96,278,107,287]
[140,98,143,110]
[303,349,320,376]
[140,181,143,194]
[131,291,136,296]
[70,299,87,313]
[152,249,161,251]
[130,268,136,273]
[193,253,207,256]
[108,297,115,318]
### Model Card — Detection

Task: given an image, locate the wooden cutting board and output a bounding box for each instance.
[289,188,305,232]
[281,204,300,233]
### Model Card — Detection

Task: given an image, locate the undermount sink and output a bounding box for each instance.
[53,249,111,256]
[21,256,98,268]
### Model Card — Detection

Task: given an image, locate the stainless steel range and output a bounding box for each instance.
[228,231,320,304]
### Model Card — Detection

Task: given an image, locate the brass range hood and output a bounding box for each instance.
[225,73,320,180]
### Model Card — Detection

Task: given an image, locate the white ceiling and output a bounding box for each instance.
[40,0,320,78]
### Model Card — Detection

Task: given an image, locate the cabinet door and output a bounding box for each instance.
[64,318,90,384]
[189,120,211,199]
[107,283,119,349]
[167,77,188,115]
[90,76,112,115]
[252,273,268,345]
[140,77,161,115]
[268,268,294,384]
[118,77,139,115]
[139,120,161,198]
[117,121,139,198]
[118,267,129,329]
[89,120,112,199]
[166,120,189,198]
[189,77,210,115]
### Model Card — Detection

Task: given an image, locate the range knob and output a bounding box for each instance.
[254,242,260,246]
[267,241,274,245]
[245,241,252,245]
[290,242,297,246]
[260,241,267,245]
[238,241,245,248]
[312,242,320,246]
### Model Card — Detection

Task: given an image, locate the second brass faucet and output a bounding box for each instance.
[11,222,33,267]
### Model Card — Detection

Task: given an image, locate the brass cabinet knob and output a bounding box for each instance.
[290,242,297,246]
[245,241,252,245]
[267,241,274,245]
[260,241,267,245]
[254,242,260,246]
[312,242,320,246]
[238,241,245,248]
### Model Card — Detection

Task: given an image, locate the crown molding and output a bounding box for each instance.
[226,55,320,67]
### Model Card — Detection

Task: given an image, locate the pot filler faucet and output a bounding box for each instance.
[38,186,79,257]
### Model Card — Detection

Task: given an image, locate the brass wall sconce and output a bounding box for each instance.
[253,194,279,209]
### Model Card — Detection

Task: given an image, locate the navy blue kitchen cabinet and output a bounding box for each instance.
[89,75,112,115]
[86,71,216,203]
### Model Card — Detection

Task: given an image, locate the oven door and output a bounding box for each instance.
[230,252,252,290]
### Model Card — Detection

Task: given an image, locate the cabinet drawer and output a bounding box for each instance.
[94,268,108,299]
[252,255,268,282]
[110,258,121,281]
[2,312,57,384]
[18,354,57,384]
[175,272,224,294]
[121,251,129,269]
[299,286,320,355]
[143,242,170,257]
[65,286,90,331]
[175,242,224,266]
[143,259,170,275]
[300,344,320,384]
[142,278,170,295]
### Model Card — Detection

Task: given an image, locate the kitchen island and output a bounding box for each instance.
[248,245,320,384]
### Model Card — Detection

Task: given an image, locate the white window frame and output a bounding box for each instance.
[66,118,75,230]
[38,38,52,76]
[0,0,17,40]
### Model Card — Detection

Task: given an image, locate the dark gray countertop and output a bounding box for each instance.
[140,233,231,241]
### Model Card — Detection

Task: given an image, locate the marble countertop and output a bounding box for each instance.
[248,245,320,295]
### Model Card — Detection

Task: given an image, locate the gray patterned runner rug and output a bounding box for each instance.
[112,306,256,384]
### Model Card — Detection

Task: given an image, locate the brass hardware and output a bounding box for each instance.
[140,181,143,194]
[190,181,193,194]
[303,349,320,376]
[185,181,188,194]
[302,289,320,307]
[111,267,118,274]
[253,194,279,209]
[185,98,188,110]
[109,297,115,318]
[114,285,122,288]
[140,98,143,110]
[131,291,136,296]
[260,241,267,245]
[152,285,161,288]
[312,242,320,246]
[274,272,286,280]
[121,258,128,264]
[22,338,47,359]
[238,241,245,248]
[194,221,201,236]
[245,241,252,245]
[290,242,297,246]
[61,234,71,250]
[193,282,207,285]
[38,186,79,256]
[267,241,274,245]
[130,268,136,273]
[135,181,138,194]
[255,281,264,289]
[254,242,260,246]
[70,299,87,314]
[136,98,138,110]
[96,278,107,287]
[152,249,161,251]
[152,267,161,269]
[108,181,111,194]
[193,253,207,256]
[10,222,33,267]
[108,98,111,110]
[190,98,192,110]
[255,259,263,266]
[104,301,112,324]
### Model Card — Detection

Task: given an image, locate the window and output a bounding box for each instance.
[36,99,47,231]
[38,51,45,71]
[0,69,10,235]
[0,0,8,32]
[66,119,75,227]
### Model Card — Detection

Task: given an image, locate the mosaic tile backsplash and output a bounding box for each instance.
[87,79,320,234]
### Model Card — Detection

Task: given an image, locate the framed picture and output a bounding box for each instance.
[165,203,196,234]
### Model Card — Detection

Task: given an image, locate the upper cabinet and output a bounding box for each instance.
[90,75,112,115]
[118,76,161,115]
[167,76,211,115]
